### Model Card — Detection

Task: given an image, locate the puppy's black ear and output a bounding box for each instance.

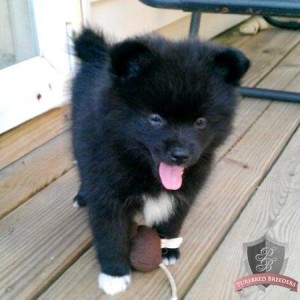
[110,40,154,79]
[214,47,250,85]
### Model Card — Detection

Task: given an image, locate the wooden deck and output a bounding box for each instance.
[1,26,300,300]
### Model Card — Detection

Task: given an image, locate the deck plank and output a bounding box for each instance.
[0,106,70,170]
[38,33,300,299]
[232,28,300,88]
[185,120,300,300]
[0,131,74,219]
[0,169,91,300]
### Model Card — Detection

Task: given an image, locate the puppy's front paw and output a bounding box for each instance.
[73,191,87,208]
[98,273,131,295]
[162,248,180,266]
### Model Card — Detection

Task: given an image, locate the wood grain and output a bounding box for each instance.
[0,169,91,300]
[185,122,300,300]
[39,33,300,299]
[0,105,70,170]
[0,131,74,219]
[213,24,253,48]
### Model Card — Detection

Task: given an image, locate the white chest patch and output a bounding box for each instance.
[141,193,175,226]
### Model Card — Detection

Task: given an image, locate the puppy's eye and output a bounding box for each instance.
[148,114,164,127]
[195,117,207,130]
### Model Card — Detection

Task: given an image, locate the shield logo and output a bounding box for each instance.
[243,235,288,291]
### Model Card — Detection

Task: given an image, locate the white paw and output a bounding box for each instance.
[73,200,79,208]
[162,257,177,266]
[98,273,131,295]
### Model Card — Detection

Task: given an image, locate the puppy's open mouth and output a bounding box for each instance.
[158,162,185,190]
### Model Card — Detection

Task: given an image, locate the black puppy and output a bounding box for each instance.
[72,28,249,295]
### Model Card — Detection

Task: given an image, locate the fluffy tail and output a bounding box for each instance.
[73,28,108,63]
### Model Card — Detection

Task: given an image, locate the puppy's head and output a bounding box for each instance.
[104,36,250,190]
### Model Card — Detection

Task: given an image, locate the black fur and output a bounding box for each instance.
[71,28,249,278]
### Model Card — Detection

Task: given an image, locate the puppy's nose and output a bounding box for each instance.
[170,147,190,164]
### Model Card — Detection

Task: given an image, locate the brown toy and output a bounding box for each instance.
[129,224,183,300]
[130,225,162,272]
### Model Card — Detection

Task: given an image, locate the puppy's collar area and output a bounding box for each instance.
[161,237,183,249]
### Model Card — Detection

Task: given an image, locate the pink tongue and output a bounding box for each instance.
[158,163,184,190]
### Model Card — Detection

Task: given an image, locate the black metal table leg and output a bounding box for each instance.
[238,87,300,103]
[189,11,201,38]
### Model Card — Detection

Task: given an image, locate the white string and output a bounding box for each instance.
[159,263,178,300]
[159,237,183,300]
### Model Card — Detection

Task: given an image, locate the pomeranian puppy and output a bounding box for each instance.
[71,28,249,295]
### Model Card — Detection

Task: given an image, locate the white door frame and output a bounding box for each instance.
[0,0,82,134]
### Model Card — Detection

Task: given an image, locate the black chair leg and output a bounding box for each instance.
[189,11,201,37]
